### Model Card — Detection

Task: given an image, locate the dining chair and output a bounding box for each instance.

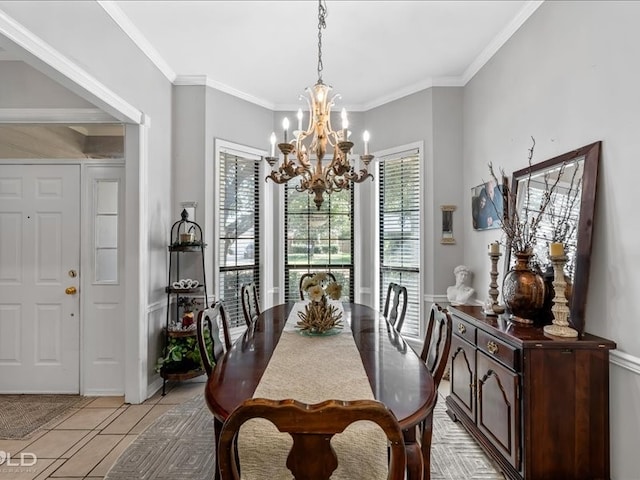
[217,398,406,480]
[418,303,453,479]
[196,301,232,376]
[298,271,337,300]
[240,282,260,327]
[383,282,408,331]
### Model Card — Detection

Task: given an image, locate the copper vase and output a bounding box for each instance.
[502,251,546,323]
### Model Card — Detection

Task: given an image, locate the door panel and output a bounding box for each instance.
[476,350,520,470]
[0,164,80,393]
[449,334,476,421]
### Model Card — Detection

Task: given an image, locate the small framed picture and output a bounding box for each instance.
[471,178,505,231]
[441,205,456,244]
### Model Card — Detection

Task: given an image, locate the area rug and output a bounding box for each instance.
[0,394,94,440]
[106,392,504,480]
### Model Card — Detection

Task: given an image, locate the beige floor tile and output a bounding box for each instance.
[19,430,91,459]
[49,434,123,478]
[45,407,85,430]
[54,408,118,430]
[100,405,152,435]
[87,434,137,477]
[57,430,99,459]
[158,382,205,405]
[96,407,128,430]
[0,458,54,480]
[32,459,64,480]
[85,396,125,408]
[129,403,174,434]
[0,430,46,458]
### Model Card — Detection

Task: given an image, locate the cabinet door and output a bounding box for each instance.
[476,350,520,470]
[449,334,476,421]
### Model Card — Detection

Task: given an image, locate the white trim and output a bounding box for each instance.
[374,141,424,339]
[98,1,176,82]
[424,294,450,304]
[175,75,276,111]
[0,108,118,123]
[0,8,142,124]
[610,350,640,376]
[212,139,268,304]
[461,1,544,84]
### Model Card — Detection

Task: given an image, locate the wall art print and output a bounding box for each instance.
[471,178,505,231]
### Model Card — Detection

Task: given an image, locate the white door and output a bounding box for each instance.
[0,164,80,393]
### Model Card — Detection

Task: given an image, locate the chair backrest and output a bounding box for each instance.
[218,398,406,480]
[196,301,232,376]
[241,282,261,327]
[383,282,408,331]
[420,303,453,388]
[298,272,337,300]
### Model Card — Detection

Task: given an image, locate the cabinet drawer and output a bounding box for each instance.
[477,330,519,371]
[452,317,476,345]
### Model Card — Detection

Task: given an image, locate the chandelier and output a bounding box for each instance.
[264,0,373,210]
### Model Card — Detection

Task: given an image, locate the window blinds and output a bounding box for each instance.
[218,151,260,328]
[379,149,421,338]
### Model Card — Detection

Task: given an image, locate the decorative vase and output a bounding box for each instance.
[502,251,546,324]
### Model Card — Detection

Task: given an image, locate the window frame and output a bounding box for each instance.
[375,142,424,340]
[213,140,267,327]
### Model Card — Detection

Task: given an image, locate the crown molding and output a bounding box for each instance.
[462,0,544,84]
[174,75,275,111]
[0,108,119,123]
[0,8,142,124]
[98,1,176,82]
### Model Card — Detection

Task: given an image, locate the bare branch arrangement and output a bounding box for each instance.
[489,137,566,256]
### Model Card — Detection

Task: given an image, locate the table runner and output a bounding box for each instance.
[237,302,388,479]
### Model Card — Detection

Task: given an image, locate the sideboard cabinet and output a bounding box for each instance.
[445,305,616,480]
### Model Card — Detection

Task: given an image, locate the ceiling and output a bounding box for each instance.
[104,1,543,111]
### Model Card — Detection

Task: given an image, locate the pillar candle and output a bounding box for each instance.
[489,242,500,254]
[550,242,564,256]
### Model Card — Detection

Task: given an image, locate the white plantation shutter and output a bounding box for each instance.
[379,149,421,338]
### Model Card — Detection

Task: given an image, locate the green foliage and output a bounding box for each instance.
[155,330,212,374]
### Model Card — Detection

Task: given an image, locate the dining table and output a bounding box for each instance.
[204,302,437,480]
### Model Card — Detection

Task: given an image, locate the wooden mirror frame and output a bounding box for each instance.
[507,141,601,335]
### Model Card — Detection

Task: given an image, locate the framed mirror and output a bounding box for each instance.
[506,141,601,335]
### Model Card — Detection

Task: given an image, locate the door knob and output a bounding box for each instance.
[65,286,77,295]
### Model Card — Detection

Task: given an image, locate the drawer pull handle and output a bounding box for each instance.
[487,341,499,355]
[457,323,467,334]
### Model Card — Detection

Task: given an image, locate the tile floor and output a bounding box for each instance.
[0,378,207,480]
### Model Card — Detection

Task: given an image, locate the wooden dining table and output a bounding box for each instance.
[204,302,437,480]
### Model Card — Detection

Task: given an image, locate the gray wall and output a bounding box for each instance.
[463,1,640,477]
[0,61,94,108]
[365,88,465,302]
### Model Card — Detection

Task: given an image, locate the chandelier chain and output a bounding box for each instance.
[317,0,327,84]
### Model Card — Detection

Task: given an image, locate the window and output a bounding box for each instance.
[218,150,260,328]
[94,179,119,283]
[284,186,353,303]
[378,149,421,337]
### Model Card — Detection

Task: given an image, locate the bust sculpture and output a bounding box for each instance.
[447,265,476,306]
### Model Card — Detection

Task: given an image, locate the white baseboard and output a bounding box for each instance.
[610,350,640,375]
[84,388,125,397]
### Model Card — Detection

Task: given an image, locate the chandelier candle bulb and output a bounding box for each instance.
[550,242,564,257]
[282,117,289,143]
[269,132,276,158]
[297,108,303,131]
[363,130,370,155]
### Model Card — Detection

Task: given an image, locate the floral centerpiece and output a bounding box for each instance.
[297,273,343,334]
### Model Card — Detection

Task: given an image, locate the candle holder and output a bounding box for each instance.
[485,252,505,316]
[543,254,578,338]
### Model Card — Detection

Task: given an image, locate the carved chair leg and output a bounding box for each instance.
[214,417,223,480]
[420,413,434,480]
[403,427,424,480]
